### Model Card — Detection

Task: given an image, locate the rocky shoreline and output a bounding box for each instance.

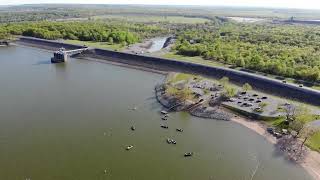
[155,84,232,121]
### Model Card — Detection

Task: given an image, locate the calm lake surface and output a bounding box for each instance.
[0,45,312,180]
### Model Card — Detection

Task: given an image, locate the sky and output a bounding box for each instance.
[0,0,320,10]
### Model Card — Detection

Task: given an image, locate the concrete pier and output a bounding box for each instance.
[51,47,90,63]
[51,48,68,63]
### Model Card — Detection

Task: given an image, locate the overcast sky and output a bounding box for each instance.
[0,0,320,10]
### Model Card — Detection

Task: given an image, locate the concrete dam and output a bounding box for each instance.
[18,36,320,106]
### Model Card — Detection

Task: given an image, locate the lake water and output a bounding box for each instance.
[0,45,312,180]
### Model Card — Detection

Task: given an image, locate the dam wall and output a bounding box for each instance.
[19,37,85,50]
[18,36,320,106]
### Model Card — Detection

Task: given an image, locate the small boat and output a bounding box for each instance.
[161,110,168,114]
[131,126,136,131]
[126,145,134,150]
[166,138,176,144]
[163,114,169,118]
[161,125,168,129]
[129,106,137,111]
[184,152,193,157]
[176,128,183,132]
[161,117,168,121]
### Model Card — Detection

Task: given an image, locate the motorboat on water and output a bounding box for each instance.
[161,125,169,129]
[161,110,168,114]
[131,126,136,131]
[126,145,134,150]
[184,152,193,157]
[166,138,177,144]
[176,128,183,132]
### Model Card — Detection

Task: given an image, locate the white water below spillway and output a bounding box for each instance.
[147,37,168,52]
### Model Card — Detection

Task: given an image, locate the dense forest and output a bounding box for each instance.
[173,23,320,82]
[0,21,168,45]
[0,28,9,40]
[0,11,84,23]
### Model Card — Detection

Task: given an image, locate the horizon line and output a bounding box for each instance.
[1,3,320,11]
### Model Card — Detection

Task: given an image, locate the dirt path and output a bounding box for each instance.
[231,116,320,180]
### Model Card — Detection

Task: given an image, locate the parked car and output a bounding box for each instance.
[267,127,275,134]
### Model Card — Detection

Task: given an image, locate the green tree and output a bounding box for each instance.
[300,126,320,151]
[108,37,114,44]
[242,83,252,92]
[219,77,229,87]
[284,106,315,136]
[259,102,268,109]
[176,87,193,102]
[223,85,236,99]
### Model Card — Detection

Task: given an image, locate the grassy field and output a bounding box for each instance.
[64,40,125,51]
[168,73,201,84]
[174,73,195,82]
[163,52,226,67]
[92,15,210,24]
[307,132,320,152]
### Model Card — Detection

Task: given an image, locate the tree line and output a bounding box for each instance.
[173,23,320,82]
[0,21,168,45]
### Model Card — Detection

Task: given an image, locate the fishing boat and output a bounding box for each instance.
[161,125,168,129]
[161,110,168,114]
[166,138,177,144]
[176,128,183,132]
[126,145,134,150]
[131,126,136,131]
[184,152,193,157]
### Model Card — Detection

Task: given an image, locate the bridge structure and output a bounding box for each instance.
[51,47,91,63]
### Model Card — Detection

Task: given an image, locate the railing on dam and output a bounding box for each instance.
[18,36,320,106]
